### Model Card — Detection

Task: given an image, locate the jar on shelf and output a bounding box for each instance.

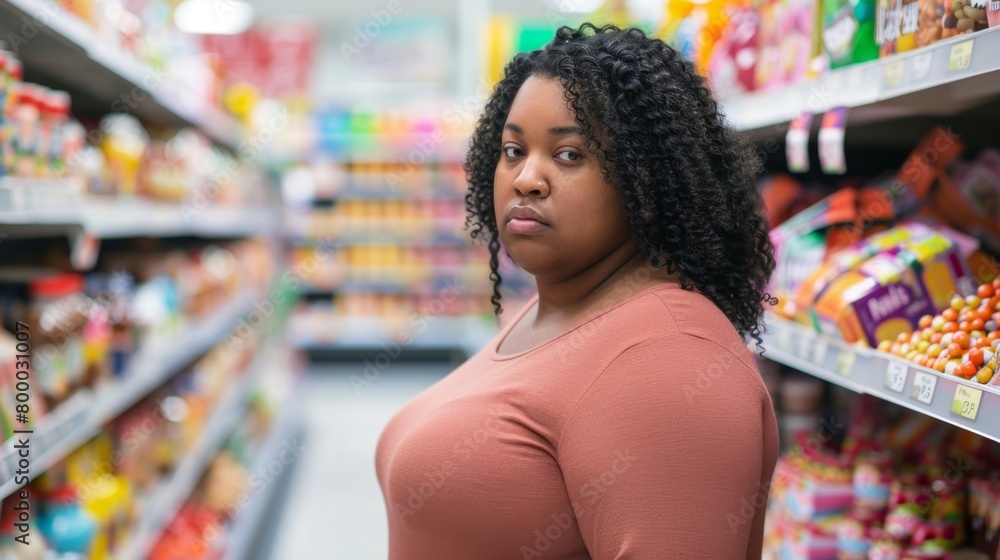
[37,485,98,555]
[29,274,92,411]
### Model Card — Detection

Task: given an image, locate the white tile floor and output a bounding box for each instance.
[269,362,452,560]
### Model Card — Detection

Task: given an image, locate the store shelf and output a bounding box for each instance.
[0,0,241,150]
[0,180,276,239]
[113,338,275,560]
[722,28,1000,137]
[299,280,492,297]
[291,234,470,247]
[331,188,466,202]
[217,388,305,560]
[762,313,1000,444]
[0,289,259,499]
[292,315,497,357]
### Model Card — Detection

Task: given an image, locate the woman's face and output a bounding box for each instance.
[494,75,634,279]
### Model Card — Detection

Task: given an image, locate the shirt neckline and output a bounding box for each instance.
[489,281,682,361]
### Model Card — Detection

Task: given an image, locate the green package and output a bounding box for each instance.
[821,0,879,68]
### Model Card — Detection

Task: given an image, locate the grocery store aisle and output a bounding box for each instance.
[269,360,451,560]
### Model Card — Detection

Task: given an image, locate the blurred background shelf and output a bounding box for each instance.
[113,338,277,560]
[0,288,258,499]
[0,179,277,239]
[0,0,242,150]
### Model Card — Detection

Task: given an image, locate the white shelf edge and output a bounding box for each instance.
[0,289,258,499]
[721,27,1000,133]
[761,313,1000,443]
[113,336,275,560]
[0,180,276,239]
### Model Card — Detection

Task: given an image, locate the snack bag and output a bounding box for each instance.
[916,0,946,46]
[942,0,989,36]
[822,0,879,67]
[876,0,919,55]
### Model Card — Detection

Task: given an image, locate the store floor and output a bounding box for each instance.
[267,360,453,560]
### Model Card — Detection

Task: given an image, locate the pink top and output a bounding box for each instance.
[376,282,779,559]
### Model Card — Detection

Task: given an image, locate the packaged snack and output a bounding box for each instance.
[942,0,989,35]
[877,0,920,55]
[706,7,761,98]
[870,529,904,560]
[822,0,879,68]
[37,486,98,554]
[836,516,873,559]
[989,0,1000,25]
[853,451,894,513]
[887,503,925,540]
[916,0,946,45]
[896,233,975,310]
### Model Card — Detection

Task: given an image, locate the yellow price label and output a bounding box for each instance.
[952,385,983,420]
[882,60,905,87]
[836,350,855,377]
[948,40,974,72]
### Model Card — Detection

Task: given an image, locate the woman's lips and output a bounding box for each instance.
[506,218,549,233]
[504,205,549,234]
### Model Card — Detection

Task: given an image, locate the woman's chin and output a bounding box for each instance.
[503,251,559,278]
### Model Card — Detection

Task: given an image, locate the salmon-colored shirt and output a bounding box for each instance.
[376,282,779,559]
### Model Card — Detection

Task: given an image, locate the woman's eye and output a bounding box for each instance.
[503,146,523,158]
[556,150,581,162]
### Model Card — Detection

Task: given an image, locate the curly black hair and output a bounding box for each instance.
[463,23,775,346]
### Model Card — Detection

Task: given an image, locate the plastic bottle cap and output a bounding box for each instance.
[8,57,21,80]
[48,90,71,115]
[47,485,79,503]
[30,274,86,298]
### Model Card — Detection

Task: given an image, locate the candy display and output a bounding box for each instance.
[763,395,1000,559]
[769,127,1000,349]
[876,0,919,55]
[877,278,1000,382]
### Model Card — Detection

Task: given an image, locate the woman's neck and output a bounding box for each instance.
[533,245,679,322]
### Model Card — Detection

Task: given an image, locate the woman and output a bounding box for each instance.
[376,23,778,559]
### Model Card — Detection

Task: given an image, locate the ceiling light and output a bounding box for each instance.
[544,0,605,14]
[174,0,255,35]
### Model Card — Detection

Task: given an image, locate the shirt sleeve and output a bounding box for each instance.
[556,334,776,560]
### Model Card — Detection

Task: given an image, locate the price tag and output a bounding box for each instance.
[882,60,905,88]
[911,53,933,82]
[952,385,983,420]
[948,39,974,72]
[786,113,813,173]
[836,350,856,377]
[818,107,849,175]
[812,339,829,365]
[911,371,937,405]
[885,360,909,393]
[796,335,813,360]
[776,326,792,351]
[4,453,20,480]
